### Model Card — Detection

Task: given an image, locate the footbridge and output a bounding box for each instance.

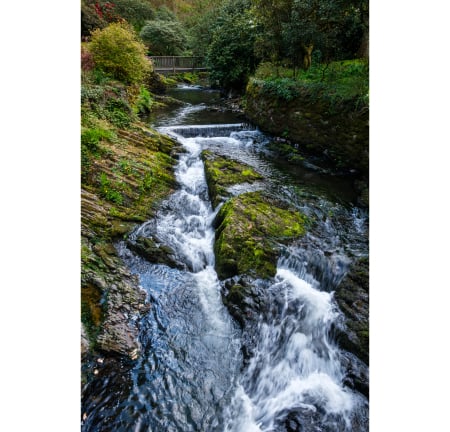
[148,56,208,74]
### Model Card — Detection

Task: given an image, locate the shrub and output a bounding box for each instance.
[99,172,124,204]
[89,22,152,84]
[81,0,107,37]
[81,127,113,152]
[135,86,153,114]
[258,78,301,101]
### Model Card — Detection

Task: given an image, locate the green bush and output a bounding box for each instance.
[81,127,113,152]
[89,22,151,84]
[251,59,369,107]
[99,172,123,205]
[257,78,301,101]
[81,0,107,37]
[97,97,133,128]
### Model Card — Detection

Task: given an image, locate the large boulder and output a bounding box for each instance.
[213,191,308,280]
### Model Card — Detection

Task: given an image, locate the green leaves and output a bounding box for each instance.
[206,0,257,91]
[89,22,151,85]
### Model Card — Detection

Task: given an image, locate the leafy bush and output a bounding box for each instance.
[81,0,107,37]
[252,59,368,107]
[89,22,151,84]
[99,172,124,204]
[135,86,153,114]
[81,127,113,152]
[256,78,301,101]
[103,97,133,128]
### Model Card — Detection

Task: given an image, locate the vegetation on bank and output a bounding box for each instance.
[244,58,369,180]
[251,59,369,110]
[81,22,180,354]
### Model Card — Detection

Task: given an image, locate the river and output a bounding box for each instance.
[81,85,369,432]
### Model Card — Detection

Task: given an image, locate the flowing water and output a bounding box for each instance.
[82,85,369,431]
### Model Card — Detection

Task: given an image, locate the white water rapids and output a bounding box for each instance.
[223,262,366,431]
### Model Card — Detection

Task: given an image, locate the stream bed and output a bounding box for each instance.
[81,85,369,432]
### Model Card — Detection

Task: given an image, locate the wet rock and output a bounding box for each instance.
[145,71,167,95]
[81,325,90,358]
[126,235,183,269]
[82,266,148,359]
[334,257,369,365]
[340,351,369,398]
[222,277,265,327]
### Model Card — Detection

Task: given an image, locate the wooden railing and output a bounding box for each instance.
[148,56,208,74]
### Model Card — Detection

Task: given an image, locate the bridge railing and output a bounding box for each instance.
[148,56,207,73]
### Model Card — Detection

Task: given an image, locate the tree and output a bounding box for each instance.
[81,0,107,37]
[89,22,152,84]
[207,0,258,93]
[104,0,155,31]
[251,0,368,70]
[140,19,187,55]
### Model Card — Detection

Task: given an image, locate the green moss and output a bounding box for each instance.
[202,151,263,208]
[213,191,308,279]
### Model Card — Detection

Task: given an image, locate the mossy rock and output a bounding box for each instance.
[201,151,263,208]
[213,191,308,280]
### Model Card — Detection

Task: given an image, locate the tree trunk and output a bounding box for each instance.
[357,28,369,59]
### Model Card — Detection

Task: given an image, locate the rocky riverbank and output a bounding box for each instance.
[81,125,179,374]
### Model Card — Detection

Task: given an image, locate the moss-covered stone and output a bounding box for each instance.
[213,191,308,280]
[201,151,263,208]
